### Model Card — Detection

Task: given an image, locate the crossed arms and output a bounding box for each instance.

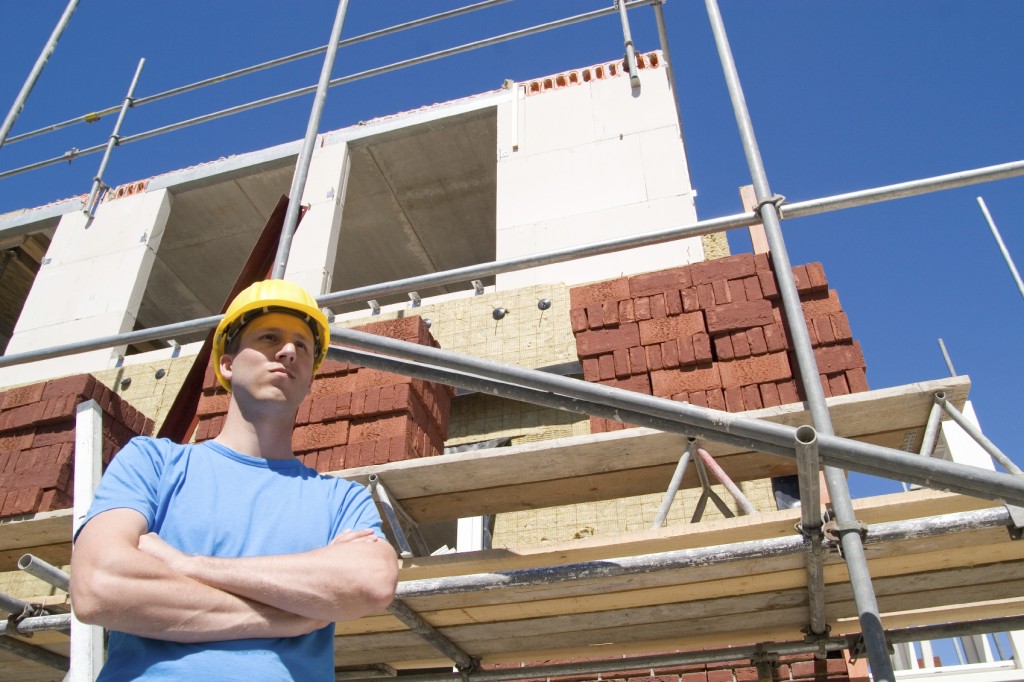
[70,508,399,643]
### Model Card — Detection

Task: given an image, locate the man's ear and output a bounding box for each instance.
[219,352,234,385]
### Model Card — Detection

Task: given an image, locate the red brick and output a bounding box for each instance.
[613,348,631,379]
[646,344,664,371]
[598,354,616,381]
[649,293,667,319]
[377,385,395,413]
[777,380,800,404]
[599,374,652,394]
[728,278,747,303]
[757,268,780,299]
[731,330,751,358]
[764,322,789,352]
[618,298,636,323]
[194,418,211,442]
[696,283,715,309]
[629,268,691,297]
[711,279,732,306]
[747,327,768,355]
[846,367,869,393]
[706,671,732,682]
[639,311,705,346]
[690,253,757,285]
[680,671,708,682]
[569,307,589,333]
[831,312,852,341]
[664,288,683,315]
[805,261,828,290]
[791,264,810,292]
[362,390,381,416]
[650,364,722,397]
[713,334,734,361]
[681,287,700,312]
[740,384,763,410]
[693,333,713,363]
[814,342,865,374]
[819,373,832,397]
[292,420,350,452]
[723,386,744,412]
[733,666,759,682]
[829,373,850,396]
[628,347,648,375]
[41,374,97,401]
[706,388,726,411]
[582,357,601,381]
[575,323,641,357]
[570,277,631,308]
[673,337,692,367]
[759,382,781,408]
[1,382,45,410]
[800,289,843,319]
[705,299,775,334]
[742,276,763,301]
[602,300,620,326]
[813,316,836,345]
[686,391,709,408]
[586,303,604,330]
[634,296,652,321]
[663,339,681,368]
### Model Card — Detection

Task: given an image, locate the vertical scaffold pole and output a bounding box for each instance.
[271,0,351,280]
[70,400,104,682]
[615,0,642,89]
[83,58,146,218]
[0,0,81,149]
[702,2,895,678]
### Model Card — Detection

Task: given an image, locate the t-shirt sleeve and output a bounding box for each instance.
[74,437,167,541]
[332,482,387,541]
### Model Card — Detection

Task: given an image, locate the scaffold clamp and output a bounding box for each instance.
[1005,504,1024,540]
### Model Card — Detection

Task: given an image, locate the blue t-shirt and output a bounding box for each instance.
[78,437,385,681]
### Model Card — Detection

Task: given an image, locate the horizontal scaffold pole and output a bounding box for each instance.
[2,158,1024,370]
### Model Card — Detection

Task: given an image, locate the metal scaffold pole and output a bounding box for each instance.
[0,0,80,149]
[707,1,894,675]
[271,0,350,279]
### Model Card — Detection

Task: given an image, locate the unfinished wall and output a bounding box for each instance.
[0,374,154,519]
[495,52,703,290]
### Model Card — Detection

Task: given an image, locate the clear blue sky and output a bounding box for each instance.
[2,2,1023,499]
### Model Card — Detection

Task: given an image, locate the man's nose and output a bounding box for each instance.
[276,342,297,361]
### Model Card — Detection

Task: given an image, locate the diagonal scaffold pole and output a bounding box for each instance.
[702,0,893,677]
[323,337,1024,506]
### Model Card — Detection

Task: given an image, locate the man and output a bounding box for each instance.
[71,279,399,681]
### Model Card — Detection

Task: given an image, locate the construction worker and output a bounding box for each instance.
[71,279,398,681]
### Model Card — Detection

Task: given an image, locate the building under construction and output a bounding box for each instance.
[1,2,1023,681]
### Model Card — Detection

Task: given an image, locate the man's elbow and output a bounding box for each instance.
[70,574,110,625]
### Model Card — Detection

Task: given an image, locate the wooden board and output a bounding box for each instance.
[335,377,971,522]
[330,489,1024,670]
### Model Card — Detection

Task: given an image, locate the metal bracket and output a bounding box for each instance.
[800,623,832,659]
[1006,504,1024,540]
[822,518,868,557]
[749,644,779,680]
[5,602,46,638]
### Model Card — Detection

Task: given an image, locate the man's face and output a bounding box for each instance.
[219,312,316,408]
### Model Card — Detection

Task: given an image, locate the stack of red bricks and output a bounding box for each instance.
[195,316,452,472]
[569,253,867,433]
[0,374,154,518]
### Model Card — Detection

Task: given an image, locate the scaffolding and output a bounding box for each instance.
[2,2,1024,681]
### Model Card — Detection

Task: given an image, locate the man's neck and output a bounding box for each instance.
[213,401,297,460]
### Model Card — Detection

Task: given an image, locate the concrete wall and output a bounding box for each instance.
[495,53,702,290]
[0,188,171,387]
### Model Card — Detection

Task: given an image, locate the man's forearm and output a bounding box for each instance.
[147,531,398,623]
[72,510,326,642]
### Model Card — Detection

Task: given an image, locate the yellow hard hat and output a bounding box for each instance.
[212,279,331,392]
